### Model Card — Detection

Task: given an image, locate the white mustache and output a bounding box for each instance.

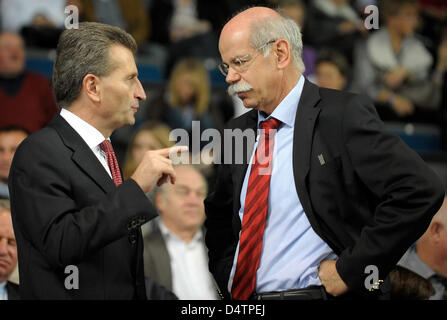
[227,82,253,96]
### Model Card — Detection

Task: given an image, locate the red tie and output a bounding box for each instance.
[99,140,123,186]
[231,117,281,300]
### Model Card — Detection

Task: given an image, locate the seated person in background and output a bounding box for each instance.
[149,0,229,45]
[0,0,67,48]
[143,164,218,300]
[149,0,229,77]
[305,0,367,62]
[279,0,318,79]
[398,196,447,300]
[149,58,224,147]
[122,121,174,180]
[74,0,149,47]
[0,32,59,133]
[315,49,350,91]
[0,126,28,199]
[353,0,447,124]
[0,199,20,300]
[0,0,66,32]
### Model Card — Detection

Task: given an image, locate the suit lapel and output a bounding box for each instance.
[146,226,173,290]
[292,79,323,233]
[293,79,321,180]
[48,114,115,194]
[232,110,258,220]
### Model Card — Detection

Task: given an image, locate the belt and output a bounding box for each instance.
[250,286,327,300]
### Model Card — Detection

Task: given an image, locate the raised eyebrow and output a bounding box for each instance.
[230,53,250,63]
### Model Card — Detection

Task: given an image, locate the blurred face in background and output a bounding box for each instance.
[388,4,419,36]
[0,32,25,78]
[175,73,197,106]
[130,130,163,166]
[316,61,346,90]
[156,166,207,238]
[0,210,17,283]
[0,130,28,183]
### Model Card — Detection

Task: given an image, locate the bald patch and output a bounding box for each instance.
[220,7,280,41]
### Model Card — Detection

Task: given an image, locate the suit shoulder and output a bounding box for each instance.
[318,87,369,105]
[318,87,376,117]
[13,125,61,166]
[224,110,257,129]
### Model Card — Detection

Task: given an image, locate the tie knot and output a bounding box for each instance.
[99,140,113,153]
[261,117,281,131]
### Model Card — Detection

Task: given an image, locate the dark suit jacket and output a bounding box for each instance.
[8,114,158,299]
[6,281,20,300]
[143,225,173,291]
[204,79,445,299]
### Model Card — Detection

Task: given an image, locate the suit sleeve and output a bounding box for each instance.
[335,95,445,293]
[9,136,157,269]
[204,155,237,298]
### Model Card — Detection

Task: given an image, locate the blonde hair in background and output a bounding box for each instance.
[122,121,174,179]
[167,58,210,115]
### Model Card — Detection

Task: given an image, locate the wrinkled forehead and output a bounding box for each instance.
[219,28,253,62]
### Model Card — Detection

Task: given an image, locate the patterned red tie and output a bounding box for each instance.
[231,117,281,300]
[99,140,123,186]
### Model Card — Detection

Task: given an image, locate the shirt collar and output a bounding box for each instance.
[0,281,6,290]
[60,108,109,149]
[257,75,305,128]
[158,219,203,244]
[409,246,437,279]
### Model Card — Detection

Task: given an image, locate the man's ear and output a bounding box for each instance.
[274,39,291,70]
[429,221,443,243]
[155,191,166,213]
[82,74,101,103]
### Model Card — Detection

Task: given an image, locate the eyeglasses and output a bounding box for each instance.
[173,185,207,199]
[218,40,276,77]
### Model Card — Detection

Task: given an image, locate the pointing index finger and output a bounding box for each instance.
[155,146,189,158]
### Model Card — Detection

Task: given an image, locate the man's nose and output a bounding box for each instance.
[0,238,8,255]
[225,68,241,84]
[135,79,147,101]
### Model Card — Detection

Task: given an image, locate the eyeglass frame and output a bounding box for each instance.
[218,39,276,77]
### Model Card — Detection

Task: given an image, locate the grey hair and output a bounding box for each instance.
[52,22,137,108]
[156,164,208,197]
[0,199,10,212]
[249,10,305,73]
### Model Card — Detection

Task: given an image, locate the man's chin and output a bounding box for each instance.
[239,97,256,109]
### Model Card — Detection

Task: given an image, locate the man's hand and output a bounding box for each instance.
[318,260,349,297]
[131,146,188,193]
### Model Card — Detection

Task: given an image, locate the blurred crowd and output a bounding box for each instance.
[1,0,447,300]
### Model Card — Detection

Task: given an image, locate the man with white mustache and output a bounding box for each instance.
[204,6,444,301]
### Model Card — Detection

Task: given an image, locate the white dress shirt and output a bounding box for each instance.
[0,281,7,300]
[60,108,112,178]
[228,76,337,293]
[158,220,218,300]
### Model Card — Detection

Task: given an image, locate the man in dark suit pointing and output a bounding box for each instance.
[9,22,185,299]
[204,7,445,300]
